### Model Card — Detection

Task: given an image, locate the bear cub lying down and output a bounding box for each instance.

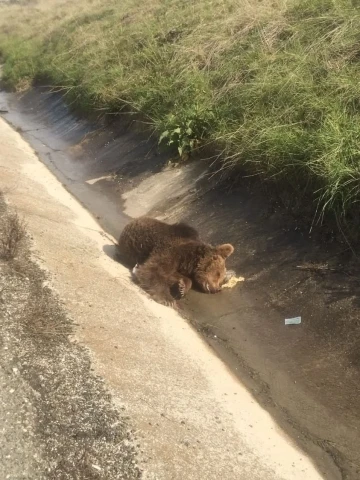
[117,216,234,307]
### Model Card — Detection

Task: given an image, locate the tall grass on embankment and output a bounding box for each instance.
[1,0,360,229]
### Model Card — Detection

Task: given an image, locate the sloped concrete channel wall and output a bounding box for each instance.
[1,88,359,479]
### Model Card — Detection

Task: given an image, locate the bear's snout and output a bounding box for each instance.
[203,281,221,294]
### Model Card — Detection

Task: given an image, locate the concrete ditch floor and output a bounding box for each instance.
[0,116,329,479]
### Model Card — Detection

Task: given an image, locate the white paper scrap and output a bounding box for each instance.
[285,316,301,325]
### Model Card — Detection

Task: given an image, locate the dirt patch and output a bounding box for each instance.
[0,197,141,479]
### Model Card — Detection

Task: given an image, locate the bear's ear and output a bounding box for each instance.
[216,244,234,259]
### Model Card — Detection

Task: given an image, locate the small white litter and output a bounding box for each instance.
[285,316,301,325]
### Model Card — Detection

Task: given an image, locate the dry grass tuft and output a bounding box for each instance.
[0,212,26,259]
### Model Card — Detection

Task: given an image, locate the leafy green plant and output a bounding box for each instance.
[157,106,215,158]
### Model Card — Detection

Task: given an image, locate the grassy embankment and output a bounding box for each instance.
[1,0,360,230]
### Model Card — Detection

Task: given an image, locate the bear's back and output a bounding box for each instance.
[117,216,199,266]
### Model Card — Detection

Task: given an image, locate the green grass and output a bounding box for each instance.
[1,0,360,226]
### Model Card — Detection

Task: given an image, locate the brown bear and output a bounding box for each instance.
[117,217,234,307]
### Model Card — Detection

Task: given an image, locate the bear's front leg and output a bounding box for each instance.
[134,259,179,307]
[134,261,192,302]
[168,273,192,300]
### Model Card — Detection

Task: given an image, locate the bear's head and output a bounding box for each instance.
[194,244,234,294]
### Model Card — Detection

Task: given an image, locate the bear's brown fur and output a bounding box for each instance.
[117,217,234,307]
[117,216,200,267]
